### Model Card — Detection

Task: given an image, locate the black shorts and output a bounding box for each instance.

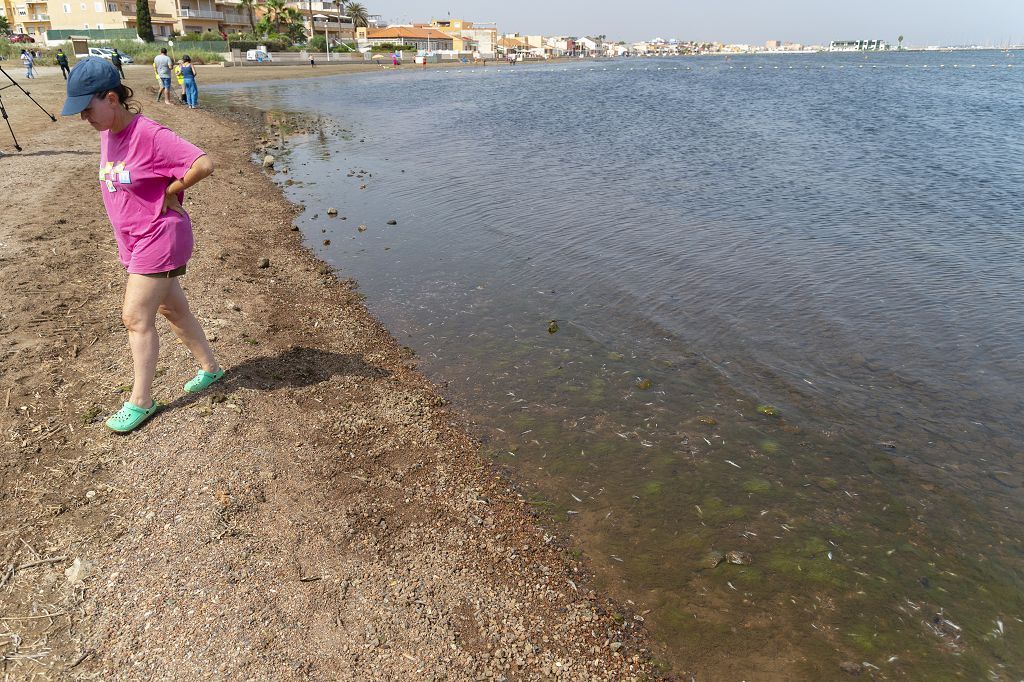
[140,264,187,278]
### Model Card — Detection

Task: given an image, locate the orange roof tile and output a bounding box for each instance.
[366,26,452,41]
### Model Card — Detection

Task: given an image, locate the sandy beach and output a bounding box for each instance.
[0,66,662,680]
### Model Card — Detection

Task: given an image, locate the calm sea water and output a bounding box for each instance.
[210,51,1023,679]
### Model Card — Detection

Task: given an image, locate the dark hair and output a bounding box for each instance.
[98,84,141,114]
[182,54,191,62]
[160,48,168,54]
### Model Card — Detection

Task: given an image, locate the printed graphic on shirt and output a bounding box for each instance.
[99,161,131,193]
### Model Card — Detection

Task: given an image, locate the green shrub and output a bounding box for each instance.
[371,42,415,52]
[228,39,290,52]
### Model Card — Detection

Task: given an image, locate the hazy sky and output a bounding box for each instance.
[371,0,1024,46]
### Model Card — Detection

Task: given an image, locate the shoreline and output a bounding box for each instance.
[0,74,664,678]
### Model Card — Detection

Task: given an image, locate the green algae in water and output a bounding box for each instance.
[800,536,831,556]
[756,404,779,416]
[742,478,772,493]
[699,496,748,523]
[760,439,780,454]
[585,377,609,404]
[636,377,653,390]
[816,476,839,491]
[642,480,664,496]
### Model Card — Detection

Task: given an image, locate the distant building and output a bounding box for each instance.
[401,18,496,55]
[362,26,453,51]
[829,39,890,51]
[284,1,355,45]
[765,40,782,49]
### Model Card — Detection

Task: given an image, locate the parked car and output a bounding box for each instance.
[88,47,134,63]
[7,34,36,43]
[245,49,272,62]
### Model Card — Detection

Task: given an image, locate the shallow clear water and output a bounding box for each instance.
[210,52,1023,679]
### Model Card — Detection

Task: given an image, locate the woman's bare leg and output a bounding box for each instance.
[122,274,174,408]
[158,278,220,374]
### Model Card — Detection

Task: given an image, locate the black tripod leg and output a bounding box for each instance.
[0,96,22,152]
[0,65,57,122]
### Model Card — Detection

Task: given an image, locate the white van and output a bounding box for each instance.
[245,49,272,62]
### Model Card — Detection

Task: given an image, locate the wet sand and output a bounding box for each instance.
[0,68,663,679]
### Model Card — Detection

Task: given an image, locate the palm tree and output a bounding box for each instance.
[335,0,347,48]
[897,35,904,50]
[264,0,285,33]
[239,0,257,35]
[281,6,303,25]
[344,1,368,29]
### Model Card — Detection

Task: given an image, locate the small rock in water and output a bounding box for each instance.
[726,550,753,565]
[326,207,338,216]
[698,415,717,426]
[257,257,270,268]
[635,378,653,390]
[607,352,625,361]
[704,551,726,568]
[262,155,275,168]
[547,320,559,334]
[359,184,367,190]
[357,224,367,232]
[756,404,778,416]
[291,225,299,231]
[386,219,397,225]
[839,661,863,675]
[323,239,331,246]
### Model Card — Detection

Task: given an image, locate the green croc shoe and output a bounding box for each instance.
[105,400,160,433]
[184,367,225,394]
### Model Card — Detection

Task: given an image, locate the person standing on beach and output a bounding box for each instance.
[56,49,71,80]
[111,49,125,79]
[153,48,173,104]
[61,58,224,433]
[174,60,186,102]
[20,49,35,79]
[180,55,199,109]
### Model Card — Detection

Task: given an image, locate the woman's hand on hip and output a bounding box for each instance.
[162,189,185,216]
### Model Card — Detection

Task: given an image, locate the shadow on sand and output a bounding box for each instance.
[159,346,391,415]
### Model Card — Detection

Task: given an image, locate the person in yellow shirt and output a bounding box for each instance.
[174,60,186,102]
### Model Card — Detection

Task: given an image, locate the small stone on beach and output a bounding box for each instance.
[327,207,338,216]
[257,257,270,268]
[262,155,275,168]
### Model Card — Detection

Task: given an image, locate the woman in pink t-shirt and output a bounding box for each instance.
[62,57,225,433]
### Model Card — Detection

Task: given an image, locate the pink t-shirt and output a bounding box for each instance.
[99,115,205,274]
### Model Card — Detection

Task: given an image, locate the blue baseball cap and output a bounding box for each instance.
[61,57,121,116]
